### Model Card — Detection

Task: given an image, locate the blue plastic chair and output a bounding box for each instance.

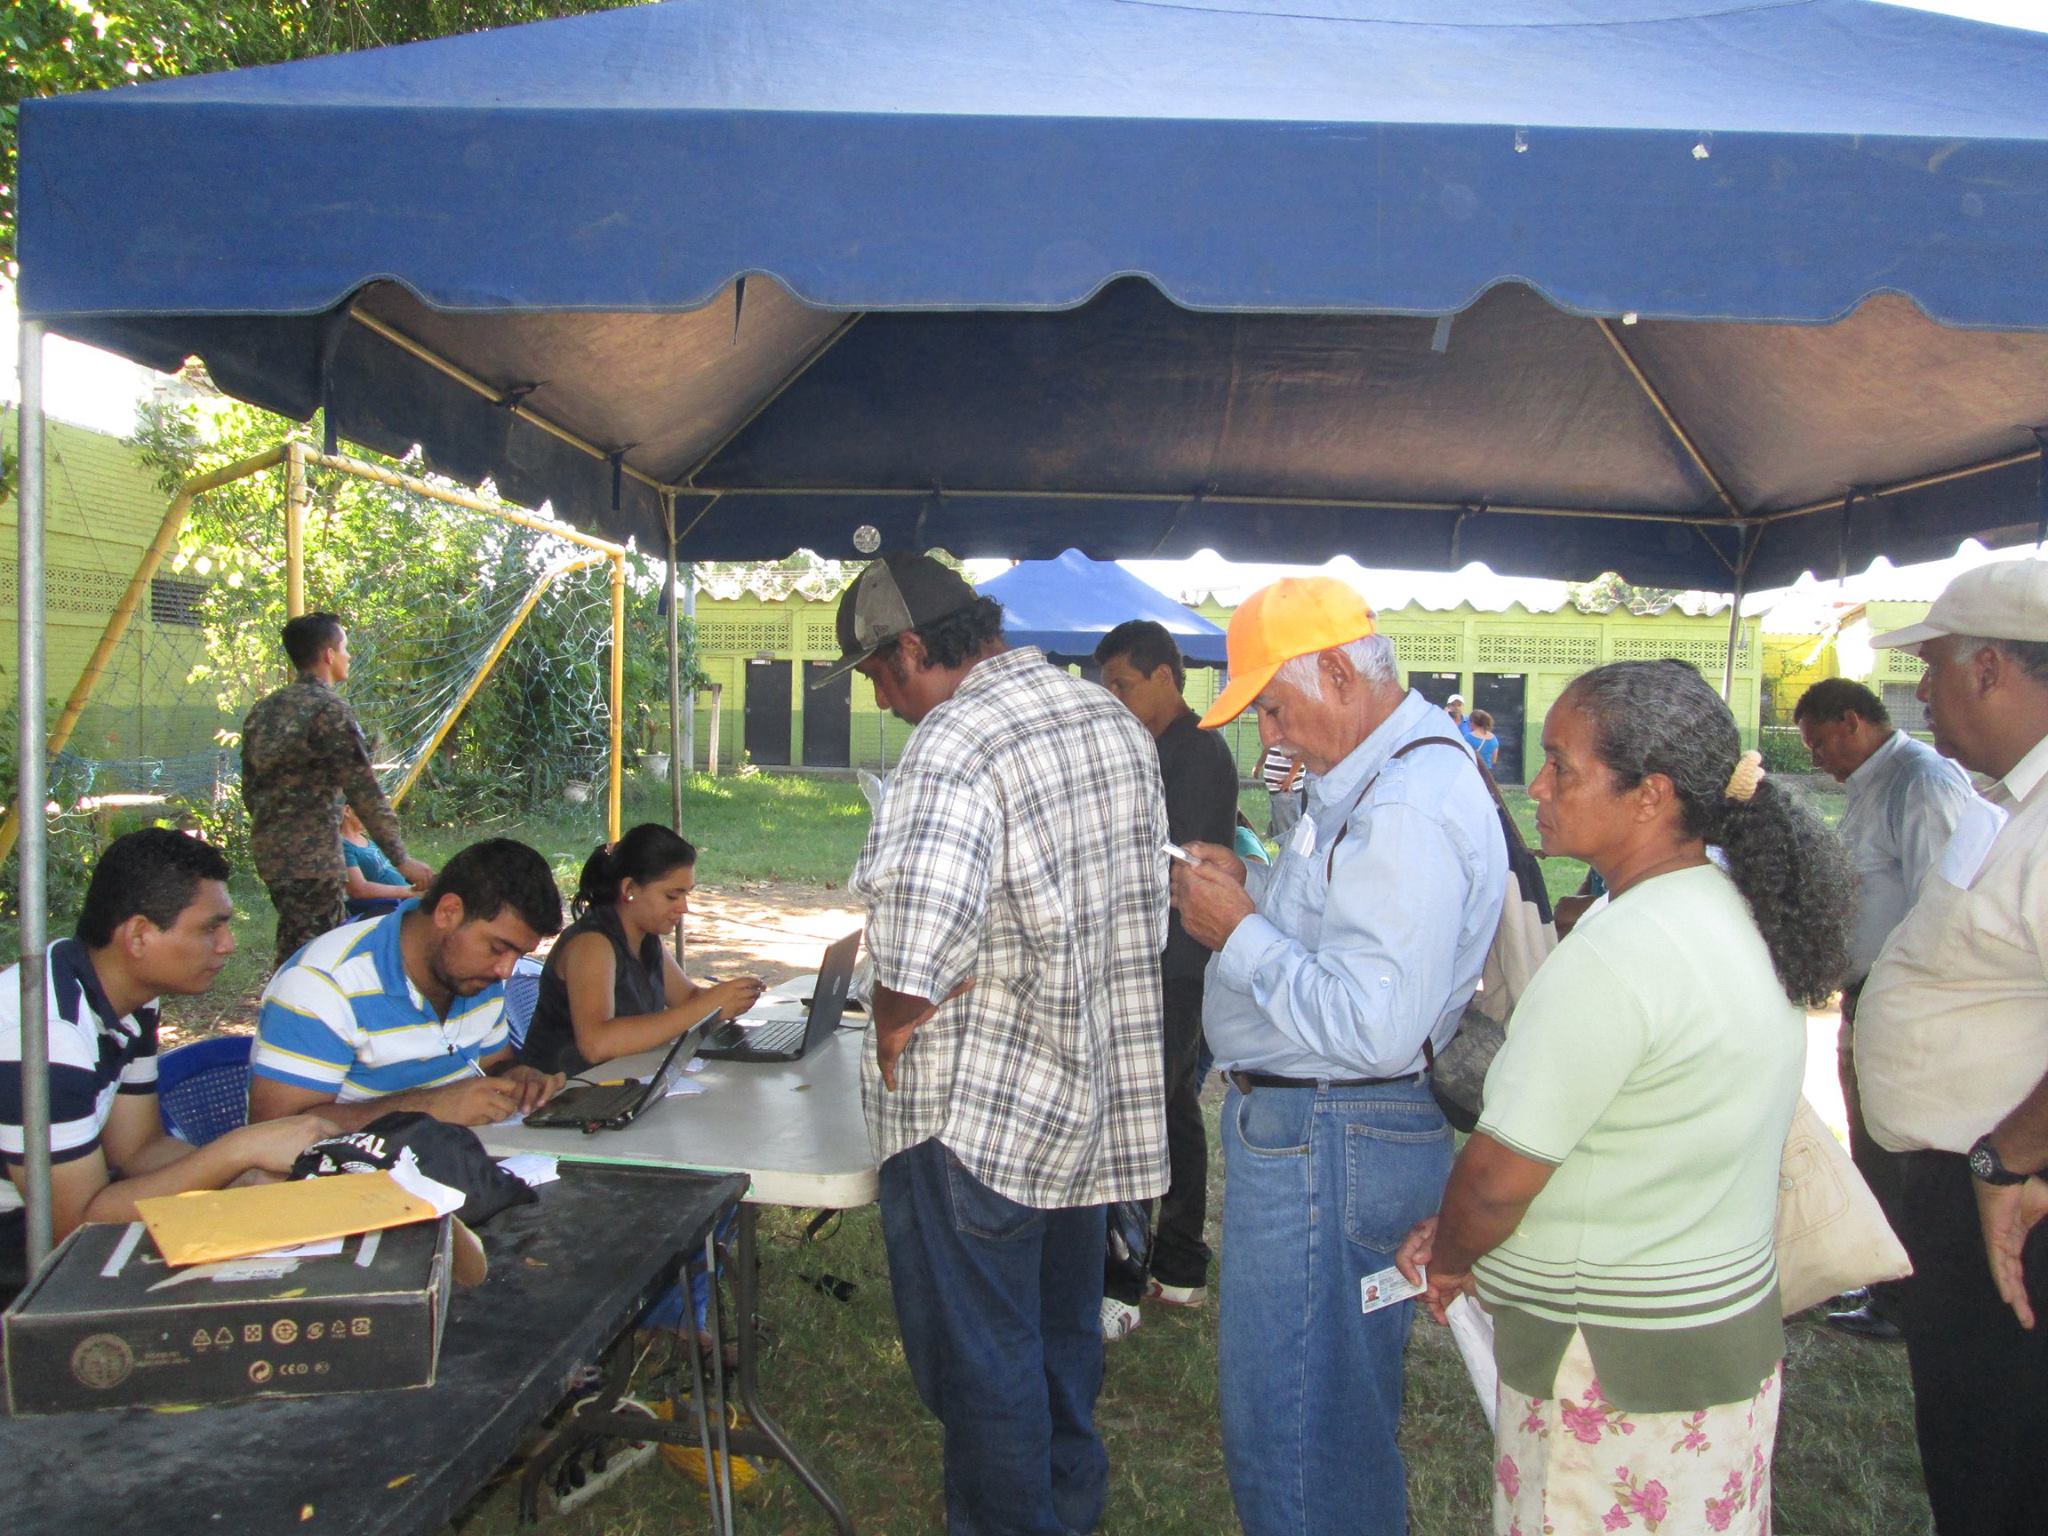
[504,955,545,1051]
[156,1035,253,1146]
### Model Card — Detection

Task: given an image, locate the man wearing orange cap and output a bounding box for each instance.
[1172,577,1507,1536]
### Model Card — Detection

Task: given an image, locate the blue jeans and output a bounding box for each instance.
[1217,1079,1453,1536]
[880,1138,1109,1536]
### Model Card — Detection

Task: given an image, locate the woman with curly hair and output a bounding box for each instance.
[1399,659,1853,1536]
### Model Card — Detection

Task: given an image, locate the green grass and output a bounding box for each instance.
[450,1088,1927,1536]
[17,766,1908,1530]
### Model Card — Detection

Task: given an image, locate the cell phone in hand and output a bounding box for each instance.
[1162,841,1200,865]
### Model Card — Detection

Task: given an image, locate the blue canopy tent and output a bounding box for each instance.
[976,551,1228,665]
[14,0,2048,1259]
[16,0,2048,591]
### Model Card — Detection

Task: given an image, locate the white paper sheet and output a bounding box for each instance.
[496,1153,561,1188]
[1446,1294,1498,1434]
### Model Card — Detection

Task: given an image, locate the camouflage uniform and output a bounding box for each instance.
[241,675,413,968]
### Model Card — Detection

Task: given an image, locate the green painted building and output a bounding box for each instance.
[687,585,1761,785]
[0,408,227,769]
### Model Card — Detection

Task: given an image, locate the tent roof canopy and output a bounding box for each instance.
[19,0,2048,588]
[976,550,1229,665]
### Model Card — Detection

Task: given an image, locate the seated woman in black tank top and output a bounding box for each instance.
[520,824,765,1077]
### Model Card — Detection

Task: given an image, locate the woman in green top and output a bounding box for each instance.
[1399,659,1852,1536]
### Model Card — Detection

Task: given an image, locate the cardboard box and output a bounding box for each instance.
[4,1217,451,1415]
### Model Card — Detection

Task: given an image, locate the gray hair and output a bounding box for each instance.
[1271,634,1399,697]
[1950,634,2048,686]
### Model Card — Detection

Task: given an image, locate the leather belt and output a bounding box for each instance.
[1224,1069,1426,1093]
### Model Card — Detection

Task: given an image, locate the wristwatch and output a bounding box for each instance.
[1968,1133,2032,1187]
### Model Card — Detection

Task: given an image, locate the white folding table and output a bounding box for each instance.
[481,1003,878,1532]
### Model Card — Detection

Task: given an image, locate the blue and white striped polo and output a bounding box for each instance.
[0,940,160,1180]
[253,902,507,1103]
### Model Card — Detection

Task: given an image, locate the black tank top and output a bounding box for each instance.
[519,904,667,1076]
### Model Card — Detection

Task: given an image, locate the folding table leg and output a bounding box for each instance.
[733,1203,857,1534]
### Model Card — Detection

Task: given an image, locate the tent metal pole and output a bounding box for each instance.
[676,313,865,488]
[664,495,686,965]
[1594,319,1744,521]
[681,563,697,778]
[1761,442,2043,525]
[1721,531,1751,705]
[608,554,626,843]
[347,307,670,497]
[665,494,685,830]
[15,321,53,1268]
[679,482,1741,528]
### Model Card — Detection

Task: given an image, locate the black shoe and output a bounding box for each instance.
[1825,1304,1903,1342]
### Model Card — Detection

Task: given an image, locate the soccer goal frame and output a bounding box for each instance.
[0,437,631,868]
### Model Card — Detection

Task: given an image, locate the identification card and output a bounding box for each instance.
[1288,812,1318,859]
[1360,1263,1424,1315]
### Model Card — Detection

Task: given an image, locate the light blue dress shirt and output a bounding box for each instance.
[1203,691,1509,1079]
[1841,729,1975,981]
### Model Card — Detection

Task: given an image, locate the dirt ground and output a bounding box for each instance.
[663,881,865,985]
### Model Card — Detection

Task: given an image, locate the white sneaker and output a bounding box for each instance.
[1145,1279,1206,1309]
[1100,1297,1142,1342]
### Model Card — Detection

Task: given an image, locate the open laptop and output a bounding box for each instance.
[698,930,862,1064]
[521,1011,718,1133]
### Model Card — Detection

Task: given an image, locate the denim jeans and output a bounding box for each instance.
[1217,1079,1453,1536]
[880,1138,1110,1536]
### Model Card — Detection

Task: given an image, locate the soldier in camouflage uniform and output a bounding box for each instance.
[241,613,434,968]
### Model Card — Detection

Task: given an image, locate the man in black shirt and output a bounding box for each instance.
[1096,621,1243,1336]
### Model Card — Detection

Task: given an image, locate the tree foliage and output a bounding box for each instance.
[2,0,643,273]
[1567,570,1687,616]
[132,388,698,822]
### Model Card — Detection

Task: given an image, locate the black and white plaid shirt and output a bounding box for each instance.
[851,647,1170,1209]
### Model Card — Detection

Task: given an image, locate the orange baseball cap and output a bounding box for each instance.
[1198,578,1378,729]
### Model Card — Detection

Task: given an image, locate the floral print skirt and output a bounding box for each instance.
[1492,1328,1781,1535]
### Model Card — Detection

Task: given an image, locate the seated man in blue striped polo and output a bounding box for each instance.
[248,838,566,1130]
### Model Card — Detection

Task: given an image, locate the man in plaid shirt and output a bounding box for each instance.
[825,553,1169,1536]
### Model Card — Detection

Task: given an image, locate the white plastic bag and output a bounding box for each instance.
[1446,1294,1498,1434]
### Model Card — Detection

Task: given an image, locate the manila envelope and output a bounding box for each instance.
[137,1172,442,1267]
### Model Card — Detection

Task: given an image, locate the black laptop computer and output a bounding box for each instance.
[698,930,863,1064]
[521,1011,718,1132]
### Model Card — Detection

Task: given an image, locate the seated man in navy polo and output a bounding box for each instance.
[248,838,566,1130]
[2,829,332,1292]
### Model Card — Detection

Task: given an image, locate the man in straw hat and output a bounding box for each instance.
[1171,577,1507,1536]
[1852,557,2048,1536]
[823,552,1170,1536]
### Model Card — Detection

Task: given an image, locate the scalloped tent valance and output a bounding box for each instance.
[19,0,2048,588]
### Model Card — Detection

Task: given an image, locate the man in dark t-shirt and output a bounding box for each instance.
[1096,621,1242,1335]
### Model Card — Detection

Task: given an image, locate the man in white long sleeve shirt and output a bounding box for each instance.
[1797,678,1974,1340]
